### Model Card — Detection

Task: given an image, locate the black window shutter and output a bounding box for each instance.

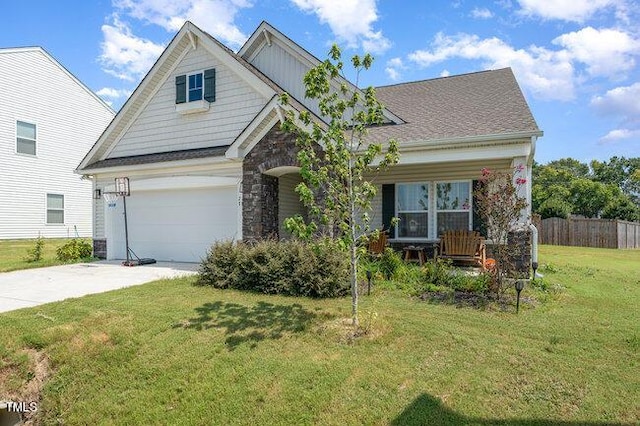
[472,179,487,237]
[204,68,216,102]
[175,75,186,104]
[382,184,395,234]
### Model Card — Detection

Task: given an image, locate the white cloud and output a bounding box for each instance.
[113,0,252,48]
[385,57,405,81]
[408,32,576,101]
[600,128,640,143]
[553,27,640,78]
[96,87,133,99]
[440,69,451,77]
[591,82,640,119]
[471,7,494,19]
[99,16,166,82]
[289,0,391,54]
[516,0,622,22]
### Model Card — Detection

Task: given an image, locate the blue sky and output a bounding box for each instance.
[1,0,639,164]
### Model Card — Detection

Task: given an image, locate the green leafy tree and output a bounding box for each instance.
[591,156,640,204]
[280,45,399,326]
[569,178,613,218]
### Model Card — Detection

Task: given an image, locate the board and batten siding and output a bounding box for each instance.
[247,41,325,121]
[0,48,114,239]
[107,46,268,158]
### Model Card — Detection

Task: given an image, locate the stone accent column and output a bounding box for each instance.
[242,126,300,242]
[507,228,532,277]
[93,238,107,259]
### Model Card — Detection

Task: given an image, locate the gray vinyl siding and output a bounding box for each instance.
[0,48,114,239]
[108,47,268,158]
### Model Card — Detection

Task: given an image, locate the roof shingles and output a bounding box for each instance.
[369,68,541,144]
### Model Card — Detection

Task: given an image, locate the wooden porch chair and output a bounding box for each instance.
[435,230,486,269]
[368,231,388,256]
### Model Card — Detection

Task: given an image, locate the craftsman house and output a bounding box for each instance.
[0,47,114,239]
[77,21,542,262]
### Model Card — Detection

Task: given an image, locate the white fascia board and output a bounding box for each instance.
[191,24,275,99]
[104,175,240,193]
[398,141,532,166]
[396,131,542,152]
[80,154,241,177]
[226,96,280,159]
[78,29,193,170]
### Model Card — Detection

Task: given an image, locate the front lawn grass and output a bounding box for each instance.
[0,245,638,425]
[0,238,93,272]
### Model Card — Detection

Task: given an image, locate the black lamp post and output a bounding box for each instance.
[531,261,539,282]
[515,279,525,313]
[366,270,372,296]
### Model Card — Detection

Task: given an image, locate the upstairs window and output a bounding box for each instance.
[46,194,64,224]
[188,72,203,101]
[16,121,36,155]
[175,68,216,104]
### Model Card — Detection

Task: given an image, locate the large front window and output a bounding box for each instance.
[396,183,429,238]
[436,181,471,236]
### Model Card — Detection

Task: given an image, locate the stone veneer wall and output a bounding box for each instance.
[93,238,107,259]
[242,126,301,242]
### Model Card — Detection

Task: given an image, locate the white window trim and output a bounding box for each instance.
[395,181,430,241]
[46,193,65,225]
[15,120,37,157]
[434,180,473,237]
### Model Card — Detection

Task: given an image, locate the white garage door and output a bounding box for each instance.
[106,185,239,262]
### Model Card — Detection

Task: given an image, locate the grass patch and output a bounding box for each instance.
[0,245,638,424]
[0,238,94,272]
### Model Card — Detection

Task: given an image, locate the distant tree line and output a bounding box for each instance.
[533,156,640,222]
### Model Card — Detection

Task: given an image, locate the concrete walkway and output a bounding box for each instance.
[0,261,199,313]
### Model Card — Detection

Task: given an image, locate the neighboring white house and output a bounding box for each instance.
[0,47,115,239]
[78,21,542,262]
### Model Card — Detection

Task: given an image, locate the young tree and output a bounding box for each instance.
[279,45,399,327]
[474,167,528,296]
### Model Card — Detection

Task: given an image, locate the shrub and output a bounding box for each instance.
[378,247,404,280]
[420,259,490,294]
[56,239,92,262]
[25,236,45,262]
[198,239,350,298]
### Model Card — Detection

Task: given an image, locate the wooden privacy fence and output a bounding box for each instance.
[532,216,640,249]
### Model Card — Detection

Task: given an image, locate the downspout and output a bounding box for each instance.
[528,135,539,279]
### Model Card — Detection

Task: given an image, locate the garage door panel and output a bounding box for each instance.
[106,186,238,262]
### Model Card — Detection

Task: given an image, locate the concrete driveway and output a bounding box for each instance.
[0,261,199,313]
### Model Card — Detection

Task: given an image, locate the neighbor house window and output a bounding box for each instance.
[436,181,471,236]
[46,194,64,224]
[175,68,216,104]
[396,183,429,238]
[16,121,36,155]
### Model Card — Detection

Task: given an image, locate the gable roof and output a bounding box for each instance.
[369,68,542,145]
[239,21,404,126]
[0,47,114,115]
[78,21,281,172]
